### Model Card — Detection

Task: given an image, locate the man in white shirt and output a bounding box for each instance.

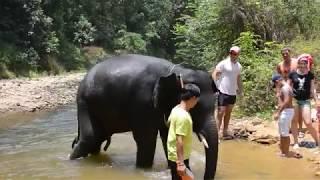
[212,46,243,139]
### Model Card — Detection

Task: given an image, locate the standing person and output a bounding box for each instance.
[167,84,200,180]
[297,53,314,72]
[275,47,304,145]
[289,56,319,148]
[272,74,302,158]
[212,46,243,139]
[276,47,297,80]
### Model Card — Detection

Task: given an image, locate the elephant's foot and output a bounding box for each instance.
[69,140,102,160]
[69,143,89,160]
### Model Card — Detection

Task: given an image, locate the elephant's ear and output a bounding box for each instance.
[153,73,181,115]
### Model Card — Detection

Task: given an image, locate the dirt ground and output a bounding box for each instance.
[0,72,84,116]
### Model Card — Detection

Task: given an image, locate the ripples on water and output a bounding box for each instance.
[0,104,317,179]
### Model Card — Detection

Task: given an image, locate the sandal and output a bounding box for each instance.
[292,152,303,159]
[222,134,234,140]
[298,132,305,138]
[287,151,303,159]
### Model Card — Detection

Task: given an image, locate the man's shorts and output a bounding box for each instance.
[279,108,294,137]
[218,92,236,106]
[294,99,311,107]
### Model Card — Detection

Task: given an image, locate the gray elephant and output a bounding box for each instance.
[70,54,218,179]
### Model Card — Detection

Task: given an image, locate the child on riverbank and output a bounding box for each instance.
[272,74,302,158]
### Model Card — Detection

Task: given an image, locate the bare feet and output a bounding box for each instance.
[285,151,303,159]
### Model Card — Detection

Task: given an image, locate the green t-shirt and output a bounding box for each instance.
[167,106,193,162]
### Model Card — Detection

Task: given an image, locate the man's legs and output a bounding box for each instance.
[222,104,234,136]
[291,106,300,147]
[298,112,304,137]
[217,106,226,134]
[302,105,319,145]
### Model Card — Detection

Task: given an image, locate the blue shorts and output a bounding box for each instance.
[295,99,311,107]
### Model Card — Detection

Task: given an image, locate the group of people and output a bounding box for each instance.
[272,48,318,158]
[165,45,318,179]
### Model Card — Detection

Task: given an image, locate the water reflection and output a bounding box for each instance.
[0,104,317,179]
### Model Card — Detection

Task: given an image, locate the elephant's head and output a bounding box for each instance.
[153,67,218,179]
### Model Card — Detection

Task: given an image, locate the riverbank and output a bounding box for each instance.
[0,72,85,116]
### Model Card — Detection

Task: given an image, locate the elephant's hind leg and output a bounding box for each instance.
[133,129,158,168]
[70,99,104,159]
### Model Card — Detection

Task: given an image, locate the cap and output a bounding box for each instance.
[230,46,241,54]
[272,74,282,83]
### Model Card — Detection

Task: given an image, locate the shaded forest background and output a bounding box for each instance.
[1,0,320,116]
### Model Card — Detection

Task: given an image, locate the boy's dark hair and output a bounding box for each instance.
[271,74,282,88]
[181,84,201,100]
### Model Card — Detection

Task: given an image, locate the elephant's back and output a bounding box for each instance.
[80,54,173,101]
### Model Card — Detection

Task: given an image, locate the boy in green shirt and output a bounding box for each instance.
[167,84,200,180]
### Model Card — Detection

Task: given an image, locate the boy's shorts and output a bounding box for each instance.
[279,108,294,137]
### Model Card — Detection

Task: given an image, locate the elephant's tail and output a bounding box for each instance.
[72,136,79,149]
[103,136,111,151]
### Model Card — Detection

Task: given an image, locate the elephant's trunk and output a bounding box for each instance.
[200,118,219,179]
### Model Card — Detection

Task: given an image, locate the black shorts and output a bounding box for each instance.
[218,92,236,106]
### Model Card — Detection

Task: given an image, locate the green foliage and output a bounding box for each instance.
[73,15,96,47]
[235,32,282,116]
[57,40,85,71]
[115,30,147,54]
[11,48,40,76]
[82,46,108,68]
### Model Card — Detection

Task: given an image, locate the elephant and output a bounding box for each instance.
[70,54,219,179]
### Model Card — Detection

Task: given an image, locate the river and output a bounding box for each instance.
[0,104,316,179]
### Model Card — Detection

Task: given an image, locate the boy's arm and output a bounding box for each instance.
[176,135,184,164]
[176,135,186,176]
[278,91,290,113]
[274,88,290,120]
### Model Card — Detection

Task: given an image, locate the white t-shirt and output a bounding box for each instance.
[215,57,242,95]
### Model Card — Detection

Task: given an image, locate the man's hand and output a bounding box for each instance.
[176,163,186,177]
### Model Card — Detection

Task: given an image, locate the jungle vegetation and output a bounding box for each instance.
[1,0,320,115]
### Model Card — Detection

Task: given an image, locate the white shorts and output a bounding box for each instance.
[278,108,294,137]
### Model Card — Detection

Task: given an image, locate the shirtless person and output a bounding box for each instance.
[276,47,302,148]
[273,74,302,158]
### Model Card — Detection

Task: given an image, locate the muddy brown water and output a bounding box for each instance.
[0,104,317,179]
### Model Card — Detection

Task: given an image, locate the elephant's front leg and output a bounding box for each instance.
[159,124,169,165]
[132,129,158,168]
